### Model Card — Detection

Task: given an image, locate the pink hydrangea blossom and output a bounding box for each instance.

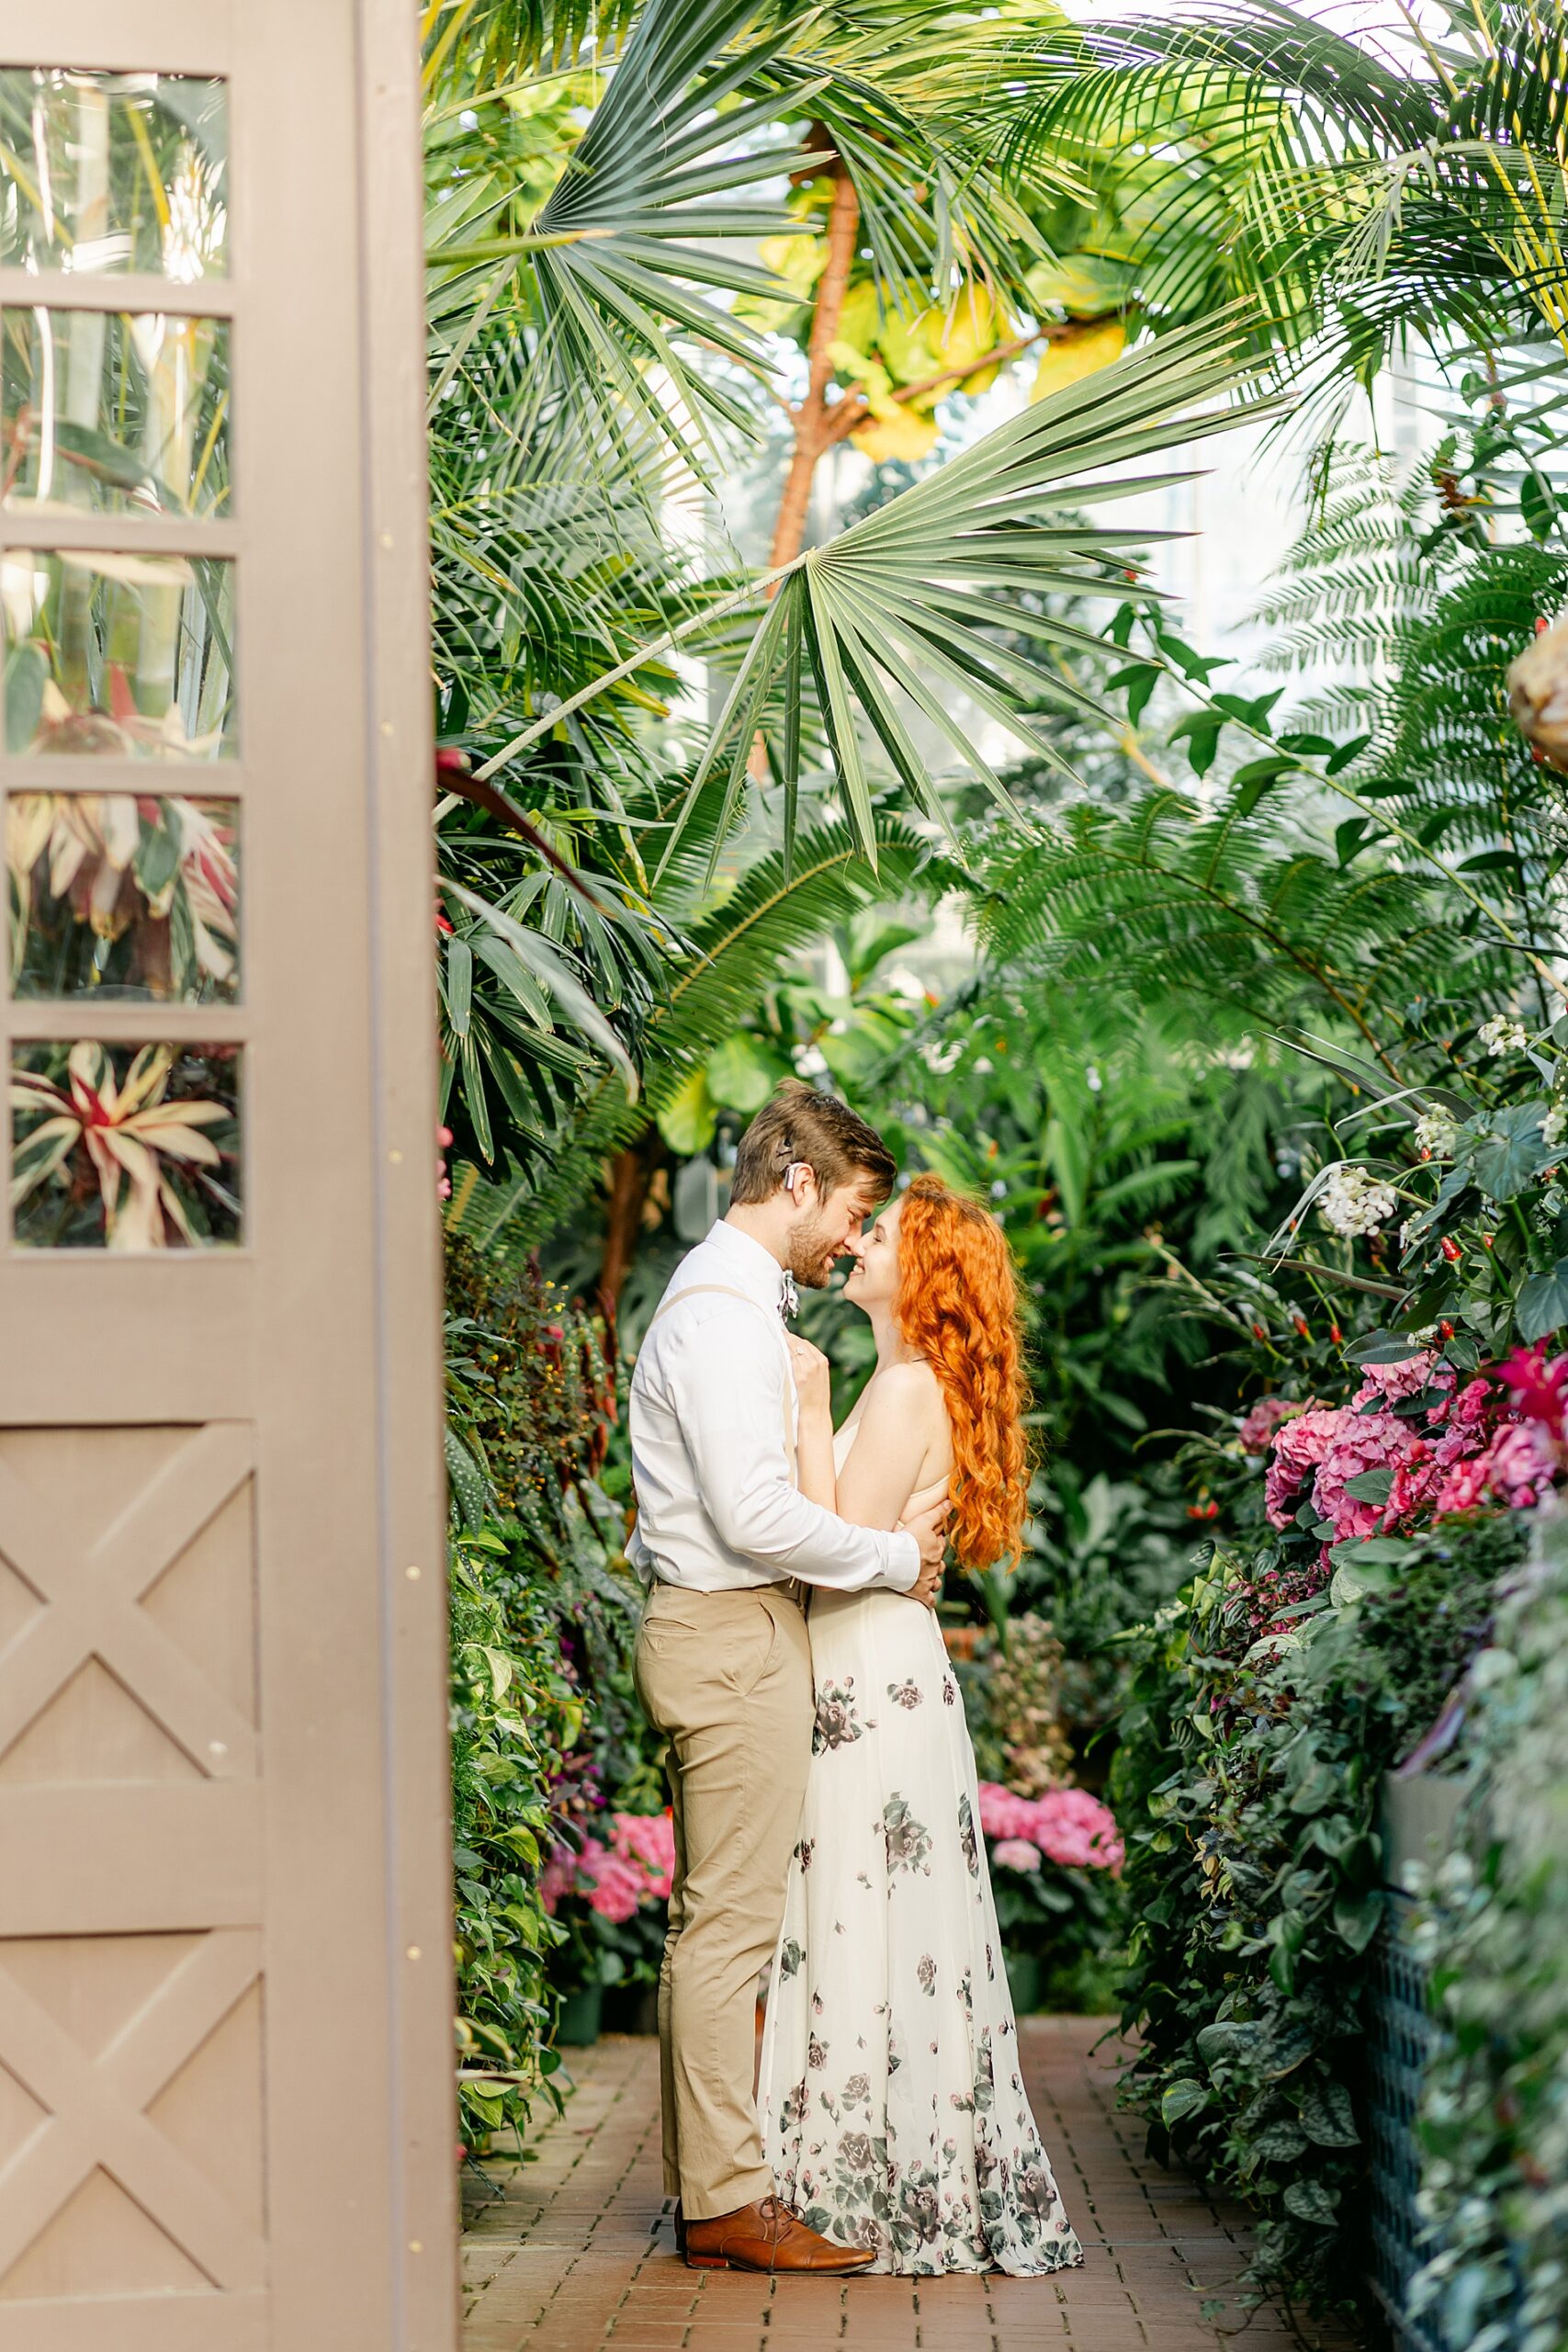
[976,1782,1123,1873]
[1238,1396,1309,1455]
[1353,1351,1443,1407]
[538,1810,675,1920]
[1483,1422,1555,1506]
[1264,1405,1348,1527]
[1032,1786,1124,1873]
[1434,1422,1554,1517]
[1313,1409,1424,1543]
[977,1783,1042,1842]
[992,1838,1043,1872]
[608,1809,676,1898]
[576,1839,646,1924]
[1260,1347,1561,1550]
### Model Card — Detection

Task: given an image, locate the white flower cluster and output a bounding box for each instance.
[1544,1103,1568,1149]
[1413,1108,1459,1159]
[1478,1013,1528,1057]
[1318,1163,1400,1239]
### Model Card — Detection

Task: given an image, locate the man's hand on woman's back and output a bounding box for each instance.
[901,1493,949,1609]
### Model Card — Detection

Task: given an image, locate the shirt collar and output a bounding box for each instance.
[705,1219,792,1315]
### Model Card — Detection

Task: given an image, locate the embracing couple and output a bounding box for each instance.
[629,1081,1083,2278]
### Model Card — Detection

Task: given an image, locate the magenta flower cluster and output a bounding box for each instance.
[1261,1351,1558,1548]
[977,1781,1124,1874]
[539,1808,676,1925]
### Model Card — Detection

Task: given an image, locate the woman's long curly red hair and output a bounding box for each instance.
[893,1173,1028,1572]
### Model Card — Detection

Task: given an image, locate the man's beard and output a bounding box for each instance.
[784,1209,841,1290]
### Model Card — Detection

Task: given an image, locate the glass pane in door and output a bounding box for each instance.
[3,309,232,519]
[2,548,237,757]
[11,1038,241,1249]
[0,71,228,279]
[8,792,239,1001]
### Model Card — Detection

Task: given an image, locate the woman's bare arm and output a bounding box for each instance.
[834,1362,950,1532]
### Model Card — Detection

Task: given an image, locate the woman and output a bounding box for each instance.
[758,1173,1083,2277]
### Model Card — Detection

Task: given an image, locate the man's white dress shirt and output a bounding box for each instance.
[628,1220,921,1594]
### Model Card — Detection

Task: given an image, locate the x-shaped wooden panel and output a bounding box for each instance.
[0,1423,256,1779]
[0,1927,265,2288]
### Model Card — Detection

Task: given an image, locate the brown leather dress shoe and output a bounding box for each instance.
[684,2195,874,2274]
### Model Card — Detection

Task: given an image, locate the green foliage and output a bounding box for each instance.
[1411,1507,1568,2352]
[1015,2,1568,437]
[445,1240,656,2146]
[1113,1510,1529,2312]
[991,1849,1127,2017]
[450,1528,575,2144]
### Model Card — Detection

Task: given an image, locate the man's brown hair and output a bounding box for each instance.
[729,1080,897,1207]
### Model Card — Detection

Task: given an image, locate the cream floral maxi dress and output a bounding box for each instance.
[758,1435,1084,2277]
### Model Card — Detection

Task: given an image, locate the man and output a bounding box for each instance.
[630,1082,949,2274]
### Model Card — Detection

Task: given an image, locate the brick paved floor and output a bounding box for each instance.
[461,2022,1362,2352]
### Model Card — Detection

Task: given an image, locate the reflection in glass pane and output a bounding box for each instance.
[11,1039,240,1250]
[2,548,236,758]
[3,311,231,520]
[0,71,227,278]
[8,794,239,1002]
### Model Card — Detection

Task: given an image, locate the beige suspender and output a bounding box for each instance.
[640,1281,797,1481]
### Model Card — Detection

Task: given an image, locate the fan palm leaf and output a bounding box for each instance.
[995,0,1568,421]
[479,320,1273,868]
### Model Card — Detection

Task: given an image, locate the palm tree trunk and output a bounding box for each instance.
[597,1130,666,1306]
[767,160,861,573]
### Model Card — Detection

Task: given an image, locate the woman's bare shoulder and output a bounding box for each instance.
[859,1358,946,1431]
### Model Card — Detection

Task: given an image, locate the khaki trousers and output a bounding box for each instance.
[632,1579,813,2221]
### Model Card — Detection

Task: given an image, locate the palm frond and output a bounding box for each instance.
[453,811,934,1250]
[976,774,1526,1073]
[991,0,1568,432]
[616,320,1272,866]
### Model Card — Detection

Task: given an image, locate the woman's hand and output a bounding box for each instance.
[784,1331,832,1419]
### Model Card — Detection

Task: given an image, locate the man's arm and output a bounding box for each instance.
[667,1306,923,1592]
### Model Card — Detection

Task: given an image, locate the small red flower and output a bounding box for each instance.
[1482,1233,1495,1250]
[1293,1316,1311,1340]
[1440,1319,1456,1340]
[1440,1237,1462,1262]
[1329,1322,1343,1345]
[1252,1321,1269,1340]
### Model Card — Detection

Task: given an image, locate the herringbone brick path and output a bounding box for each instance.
[461,2021,1360,2352]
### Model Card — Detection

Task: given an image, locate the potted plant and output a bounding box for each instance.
[541,1808,675,2045]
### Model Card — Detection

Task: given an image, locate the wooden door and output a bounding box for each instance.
[0,7,457,2346]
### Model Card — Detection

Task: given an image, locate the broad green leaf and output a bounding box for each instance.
[1332,1889,1383,1952]
[1464,1105,1551,1202]
[1518,1260,1568,1343]
[657,1064,719,1155]
[1161,2078,1212,2126]
[1296,2079,1359,2148]
[706,1032,790,1114]
[1282,2177,1339,2227]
